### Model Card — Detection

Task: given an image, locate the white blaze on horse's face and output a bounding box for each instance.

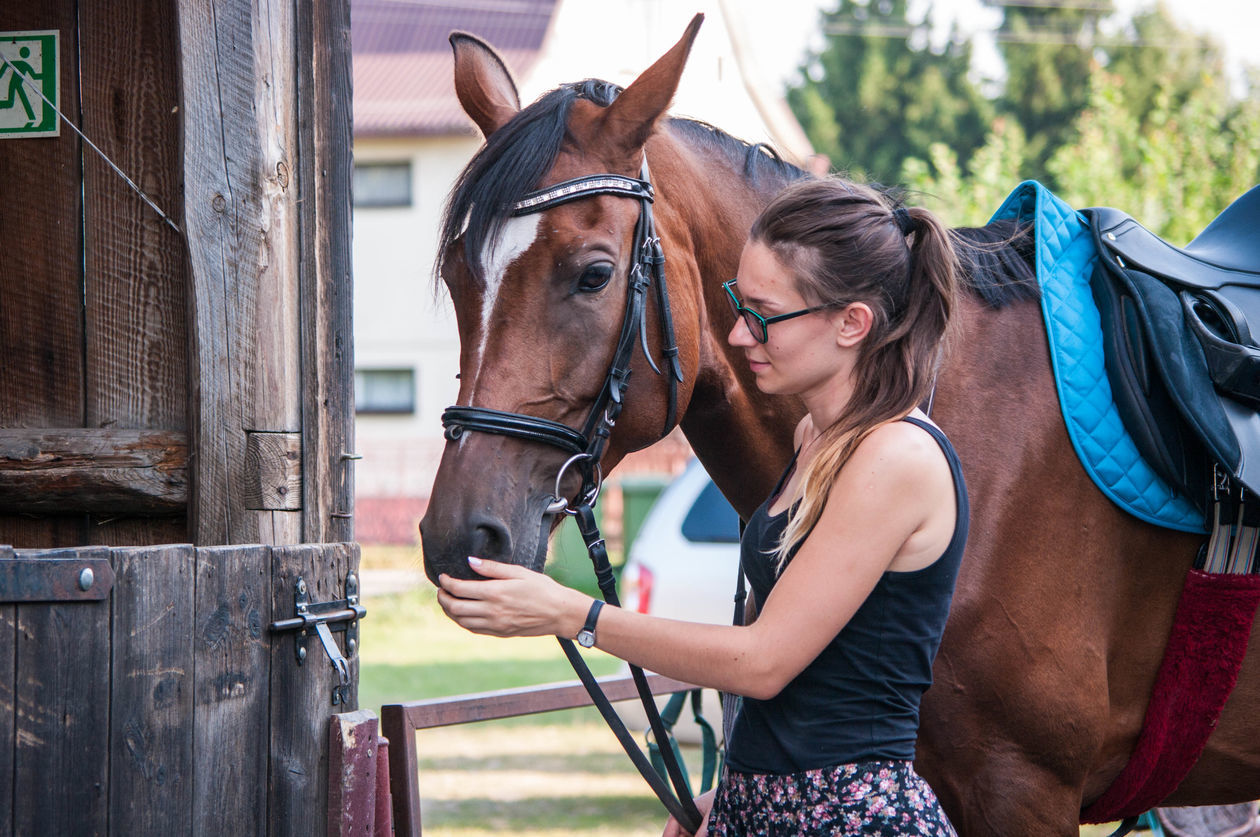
[467,213,542,409]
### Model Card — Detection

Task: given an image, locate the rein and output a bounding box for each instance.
[440,160,702,832]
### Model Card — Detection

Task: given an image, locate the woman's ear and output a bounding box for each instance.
[834,303,874,347]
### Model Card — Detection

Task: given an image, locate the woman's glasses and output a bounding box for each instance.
[722,279,831,344]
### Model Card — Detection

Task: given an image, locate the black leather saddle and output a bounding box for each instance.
[1088,184,1260,513]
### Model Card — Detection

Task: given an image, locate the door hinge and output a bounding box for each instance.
[0,557,115,603]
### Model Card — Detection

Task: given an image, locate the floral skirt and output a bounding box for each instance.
[707,760,957,836]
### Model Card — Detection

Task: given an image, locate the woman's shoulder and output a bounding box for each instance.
[847,417,951,485]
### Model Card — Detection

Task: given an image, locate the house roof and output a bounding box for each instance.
[352,0,557,137]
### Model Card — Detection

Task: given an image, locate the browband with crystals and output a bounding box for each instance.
[512,174,654,215]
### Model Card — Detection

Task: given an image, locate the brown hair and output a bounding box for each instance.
[749,177,960,566]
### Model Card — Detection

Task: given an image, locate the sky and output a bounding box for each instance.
[744,0,1260,93]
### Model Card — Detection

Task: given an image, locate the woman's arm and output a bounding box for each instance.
[437,421,954,699]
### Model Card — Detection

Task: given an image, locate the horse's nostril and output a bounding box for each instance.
[469,514,512,560]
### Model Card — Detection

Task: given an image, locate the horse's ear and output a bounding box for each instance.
[450,31,521,138]
[600,13,704,155]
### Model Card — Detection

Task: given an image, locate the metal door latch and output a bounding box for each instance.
[269,573,366,705]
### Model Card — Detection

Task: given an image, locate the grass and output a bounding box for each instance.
[356,546,1133,835]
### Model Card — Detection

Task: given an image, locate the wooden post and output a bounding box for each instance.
[177,0,342,547]
[328,710,380,837]
[296,0,355,545]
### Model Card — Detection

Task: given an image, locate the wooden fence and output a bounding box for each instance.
[380,673,696,837]
[0,541,359,837]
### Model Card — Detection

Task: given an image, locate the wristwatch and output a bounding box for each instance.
[576,599,604,648]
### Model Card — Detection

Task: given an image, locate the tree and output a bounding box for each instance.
[787,0,993,182]
[990,0,1113,180]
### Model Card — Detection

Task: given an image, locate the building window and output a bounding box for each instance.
[355,368,415,414]
[353,161,412,207]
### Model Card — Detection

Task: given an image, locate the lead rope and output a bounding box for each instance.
[558,502,703,832]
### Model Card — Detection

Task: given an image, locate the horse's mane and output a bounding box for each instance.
[951,221,1039,307]
[437,79,807,285]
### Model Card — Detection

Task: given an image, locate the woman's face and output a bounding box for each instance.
[727,241,854,399]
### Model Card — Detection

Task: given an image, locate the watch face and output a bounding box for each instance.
[577,630,595,648]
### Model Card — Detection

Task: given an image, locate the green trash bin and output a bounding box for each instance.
[546,507,604,596]
[620,474,669,556]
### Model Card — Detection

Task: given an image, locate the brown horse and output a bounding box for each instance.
[419,17,1260,836]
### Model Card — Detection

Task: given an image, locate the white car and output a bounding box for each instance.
[620,459,742,624]
[617,459,742,742]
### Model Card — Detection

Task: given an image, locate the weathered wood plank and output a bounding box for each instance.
[328,710,379,837]
[12,547,112,836]
[245,431,302,510]
[0,0,87,548]
[0,546,14,837]
[79,0,189,548]
[269,542,359,837]
[109,544,195,835]
[0,0,84,429]
[0,516,89,550]
[297,0,355,544]
[192,544,270,837]
[80,0,186,433]
[0,428,187,514]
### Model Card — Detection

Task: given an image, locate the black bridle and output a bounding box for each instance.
[443,160,682,510]
[439,160,703,831]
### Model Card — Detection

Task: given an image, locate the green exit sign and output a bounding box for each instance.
[1,30,59,139]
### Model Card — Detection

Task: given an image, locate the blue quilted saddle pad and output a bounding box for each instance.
[988,181,1205,533]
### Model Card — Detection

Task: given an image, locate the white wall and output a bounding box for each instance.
[352,134,479,497]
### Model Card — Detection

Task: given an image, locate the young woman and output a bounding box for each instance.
[437,177,967,836]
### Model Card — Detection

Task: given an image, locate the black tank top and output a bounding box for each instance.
[724,417,969,774]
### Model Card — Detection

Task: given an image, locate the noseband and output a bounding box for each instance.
[441,159,684,512]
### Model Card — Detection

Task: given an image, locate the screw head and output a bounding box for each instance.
[297,646,307,662]
[78,567,94,591]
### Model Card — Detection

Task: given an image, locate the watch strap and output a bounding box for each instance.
[577,599,604,646]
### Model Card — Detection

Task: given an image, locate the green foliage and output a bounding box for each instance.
[993,1,1113,178]
[794,1,1260,236]
[789,0,993,182]
[1045,70,1260,242]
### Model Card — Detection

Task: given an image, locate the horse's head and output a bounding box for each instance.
[420,16,708,583]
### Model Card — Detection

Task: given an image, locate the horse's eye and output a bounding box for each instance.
[577,263,614,292]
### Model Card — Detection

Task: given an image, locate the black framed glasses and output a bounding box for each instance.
[722,279,832,344]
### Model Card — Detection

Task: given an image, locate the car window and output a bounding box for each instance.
[681,480,741,544]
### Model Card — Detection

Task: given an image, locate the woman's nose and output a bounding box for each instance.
[728,316,755,347]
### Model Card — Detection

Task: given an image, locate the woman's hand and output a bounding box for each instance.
[661,789,715,837]
[437,556,589,639]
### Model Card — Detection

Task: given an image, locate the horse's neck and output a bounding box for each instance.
[654,139,804,518]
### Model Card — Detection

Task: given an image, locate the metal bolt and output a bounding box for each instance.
[347,638,357,655]
[297,646,307,662]
[78,567,94,591]
[297,579,307,595]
